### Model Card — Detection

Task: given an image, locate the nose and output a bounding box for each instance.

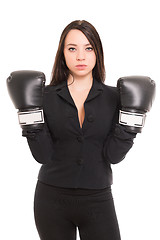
[76,49,85,61]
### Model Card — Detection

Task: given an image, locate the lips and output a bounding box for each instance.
[75,65,87,70]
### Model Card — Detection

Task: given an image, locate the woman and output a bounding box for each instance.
[7,20,143,240]
[31,20,138,240]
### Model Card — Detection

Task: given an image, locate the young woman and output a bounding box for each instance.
[7,20,155,240]
[32,20,134,240]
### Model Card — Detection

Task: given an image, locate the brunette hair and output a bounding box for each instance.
[50,20,105,85]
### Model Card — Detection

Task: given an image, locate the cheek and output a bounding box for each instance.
[89,53,96,68]
[64,52,73,68]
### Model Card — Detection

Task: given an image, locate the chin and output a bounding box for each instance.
[72,70,93,78]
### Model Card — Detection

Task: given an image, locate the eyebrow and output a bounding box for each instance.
[66,43,91,46]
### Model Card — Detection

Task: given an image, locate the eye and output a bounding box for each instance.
[86,47,93,51]
[68,47,76,52]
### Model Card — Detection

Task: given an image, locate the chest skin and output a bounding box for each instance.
[68,87,91,129]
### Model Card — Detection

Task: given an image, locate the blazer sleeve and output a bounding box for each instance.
[22,118,55,164]
[102,91,137,164]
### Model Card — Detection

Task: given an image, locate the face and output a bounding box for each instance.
[63,29,96,78]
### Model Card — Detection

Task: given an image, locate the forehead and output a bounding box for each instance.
[65,29,90,45]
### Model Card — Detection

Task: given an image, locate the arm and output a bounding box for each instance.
[103,104,137,164]
[103,76,156,164]
[23,120,55,164]
[6,70,55,164]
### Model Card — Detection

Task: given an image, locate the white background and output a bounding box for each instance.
[1,0,160,239]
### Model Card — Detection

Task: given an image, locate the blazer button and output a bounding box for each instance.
[77,158,84,165]
[77,136,84,142]
[87,114,94,122]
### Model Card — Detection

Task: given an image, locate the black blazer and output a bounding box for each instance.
[25,77,136,189]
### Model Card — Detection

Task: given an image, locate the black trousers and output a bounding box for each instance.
[34,180,121,240]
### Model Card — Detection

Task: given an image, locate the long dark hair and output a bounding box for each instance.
[50,20,105,86]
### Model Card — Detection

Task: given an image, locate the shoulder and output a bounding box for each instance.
[44,80,66,94]
[43,84,61,100]
[101,82,119,103]
[100,81,120,109]
[42,85,58,107]
[103,83,118,94]
[44,85,56,94]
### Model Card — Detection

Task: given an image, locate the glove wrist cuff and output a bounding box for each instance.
[119,110,146,128]
[18,109,44,126]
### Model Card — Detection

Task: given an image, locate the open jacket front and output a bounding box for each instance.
[26,77,136,189]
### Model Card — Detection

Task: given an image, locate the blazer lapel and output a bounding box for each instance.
[55,77,104,107]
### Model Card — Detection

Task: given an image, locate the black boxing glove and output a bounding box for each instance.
[6,70,46,133]
[117,76,156,133]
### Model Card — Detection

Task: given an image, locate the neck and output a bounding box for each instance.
[67,73,93,91]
